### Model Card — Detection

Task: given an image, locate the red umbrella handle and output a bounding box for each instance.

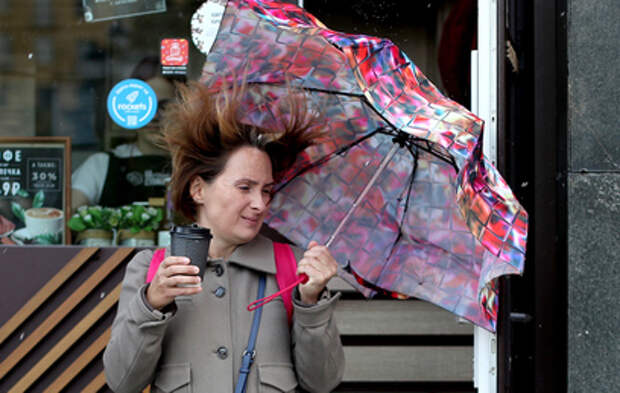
[247,273,309,311]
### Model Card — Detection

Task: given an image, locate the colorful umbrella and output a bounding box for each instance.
[194,0,528,331]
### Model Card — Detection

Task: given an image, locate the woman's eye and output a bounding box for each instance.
[238,185,250,191]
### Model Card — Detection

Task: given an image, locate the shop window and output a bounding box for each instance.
[0,34,12,69]
[0,1,476,248]
[34,36,54,66]
[1,2,196,246]
[34,0,53,27]
[305,0,476,108]
[0,0,9,13]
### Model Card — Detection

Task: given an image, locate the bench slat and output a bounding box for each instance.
[335,300,473,335]
[328,277,357,292]
[343,346,473,382]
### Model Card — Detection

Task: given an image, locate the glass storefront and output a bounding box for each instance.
[0,0,474,246]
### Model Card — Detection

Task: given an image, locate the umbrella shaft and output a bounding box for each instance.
[326,144,400,248]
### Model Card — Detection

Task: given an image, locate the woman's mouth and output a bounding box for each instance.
[241,216,260,225]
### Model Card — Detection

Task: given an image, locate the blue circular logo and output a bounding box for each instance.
[107,79,158,129]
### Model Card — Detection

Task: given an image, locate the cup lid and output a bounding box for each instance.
[170,224,212,239]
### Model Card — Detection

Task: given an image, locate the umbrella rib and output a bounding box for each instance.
[326,143,400,248]
[247,80,457,169]
[372,145,419,289]
[353,96,459,171]
[246,82,365,99]
[297,86,364,98]
[375,129,458,172]
[275,128,384,192]
[385,144,419,262]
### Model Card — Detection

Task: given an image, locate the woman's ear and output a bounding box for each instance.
[189,176,207,204]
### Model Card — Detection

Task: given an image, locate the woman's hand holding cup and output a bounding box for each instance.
[146,256,203,310]
[297,241,338,305]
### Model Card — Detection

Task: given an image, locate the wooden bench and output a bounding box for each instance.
[0,247,474,392]
[329,278,474,391]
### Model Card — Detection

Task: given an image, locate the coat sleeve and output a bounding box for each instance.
[103,250,176,393]
[291,288,345,393]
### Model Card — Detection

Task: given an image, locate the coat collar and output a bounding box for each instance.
[225,234,276,274]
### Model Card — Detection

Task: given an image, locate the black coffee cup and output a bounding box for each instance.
[170,224,212,284]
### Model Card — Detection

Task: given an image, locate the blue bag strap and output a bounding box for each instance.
[234,274,266,393]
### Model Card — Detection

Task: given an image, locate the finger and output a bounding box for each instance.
[300,253,332,270]
[303,248,337,271]
[164,264,200,277]
[307,240,320,249]
[162,256,191,268]
[303,245,333,261]
[303,247,330,263]
[300,255,337,281]
[168,274,202,287]
[297,256,319,273]
[298,259,330,282]
[297,266,322,285]
[168,285,202,298]
[300,257,331,277]
[305,243,328,256]
[303,247,326,259]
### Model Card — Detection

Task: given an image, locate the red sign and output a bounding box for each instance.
[161,39,189,66]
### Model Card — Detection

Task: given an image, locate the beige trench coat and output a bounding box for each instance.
[103,235,345,393]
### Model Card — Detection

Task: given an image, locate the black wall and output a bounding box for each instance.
[502,1,619,392]
[567,1,620,392]
[500,0,568,391]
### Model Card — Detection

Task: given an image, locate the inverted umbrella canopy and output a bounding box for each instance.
[196,0,528,331]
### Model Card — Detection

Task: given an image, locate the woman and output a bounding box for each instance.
[103,81,345,393]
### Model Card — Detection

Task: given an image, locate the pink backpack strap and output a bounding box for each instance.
[273,242,298,325]
[146,248,166,283]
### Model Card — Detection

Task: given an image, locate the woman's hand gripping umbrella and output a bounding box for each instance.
[248,240,339,310]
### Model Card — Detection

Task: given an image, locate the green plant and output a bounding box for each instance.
[118,204,163,233]
[68,205,120,232]
[69,204,163,233]
[34,232,62,245]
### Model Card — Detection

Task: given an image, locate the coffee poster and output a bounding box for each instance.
[0,137,70,245]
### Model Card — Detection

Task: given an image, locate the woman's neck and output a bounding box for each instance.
[208,238,237,260]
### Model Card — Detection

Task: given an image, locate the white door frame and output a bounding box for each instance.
[472,0,498,392]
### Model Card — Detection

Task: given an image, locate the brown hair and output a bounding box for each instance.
[162,81,323,220]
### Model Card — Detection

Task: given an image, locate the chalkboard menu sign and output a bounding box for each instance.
[0,137,71,245]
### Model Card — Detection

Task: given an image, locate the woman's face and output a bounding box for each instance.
[192,146,274,253]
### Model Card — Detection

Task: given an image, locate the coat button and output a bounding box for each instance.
[214,286,226,297]
[216,346,228,359]
[214,264,224,277]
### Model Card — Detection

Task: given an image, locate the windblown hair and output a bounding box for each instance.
[161,81,323,220]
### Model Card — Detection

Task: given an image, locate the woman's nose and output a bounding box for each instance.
[250,190,268,211]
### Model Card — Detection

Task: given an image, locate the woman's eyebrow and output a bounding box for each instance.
[235,178,275,187]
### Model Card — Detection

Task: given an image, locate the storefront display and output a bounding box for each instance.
[0,137,71,245]
[0,0,482,248]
